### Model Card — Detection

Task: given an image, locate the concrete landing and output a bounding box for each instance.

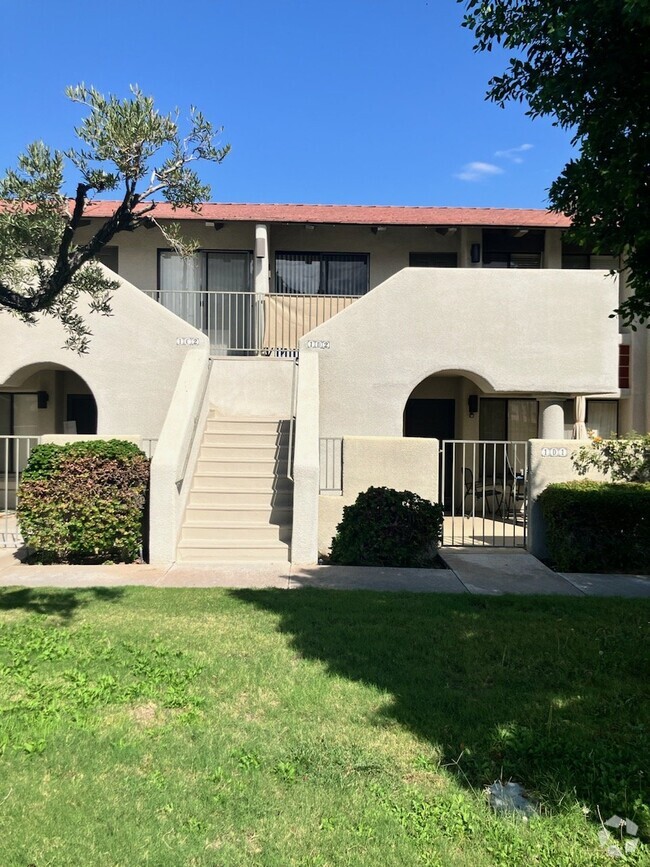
[440,548,583,596]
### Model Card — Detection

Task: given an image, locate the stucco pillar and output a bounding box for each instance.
[544,229,562,268]
[539,400,565,439]
[254,223,270,295]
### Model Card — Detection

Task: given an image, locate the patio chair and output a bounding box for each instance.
[462,467,503,516]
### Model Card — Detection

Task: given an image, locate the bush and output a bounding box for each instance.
[329,486,443,567]
[573,432,650,481]
[538,480,650,573]
[18,440,149,564]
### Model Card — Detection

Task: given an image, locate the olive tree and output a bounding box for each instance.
[0,85,229,351]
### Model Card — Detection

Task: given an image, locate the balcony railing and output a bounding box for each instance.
[144,291,359,356]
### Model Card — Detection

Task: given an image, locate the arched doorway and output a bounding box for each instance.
[0,363,97,438]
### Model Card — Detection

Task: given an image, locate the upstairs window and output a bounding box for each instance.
[409,252,458,267]
[95,245,119,274]
[275,252,369,295]
[482,229,544,268]
[562,240,618,271]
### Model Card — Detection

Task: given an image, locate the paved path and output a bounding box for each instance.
[0,547,648,597]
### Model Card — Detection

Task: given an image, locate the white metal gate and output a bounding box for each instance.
[440,440,528,547]
[2,436,39,548]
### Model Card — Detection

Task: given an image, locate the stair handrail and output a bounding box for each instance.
[287,357,299,481]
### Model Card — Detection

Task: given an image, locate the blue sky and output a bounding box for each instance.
[0,0,574,209]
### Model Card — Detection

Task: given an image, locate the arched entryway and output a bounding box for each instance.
[1,363,97,437]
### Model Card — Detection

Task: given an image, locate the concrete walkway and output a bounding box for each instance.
[1,546,649,597]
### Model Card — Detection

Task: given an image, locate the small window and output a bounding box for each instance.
[275,252,369,295]
[409,252,458,268]
[586,400,618,438]
[95,245,119,274]
[619,345,630,389]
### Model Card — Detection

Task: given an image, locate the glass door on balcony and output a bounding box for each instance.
[206,252,254,354]
[159,252,204,331]
[158,251,253,353]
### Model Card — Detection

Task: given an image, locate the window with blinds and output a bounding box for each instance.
[482,229,544,269]
[275,252,369,295]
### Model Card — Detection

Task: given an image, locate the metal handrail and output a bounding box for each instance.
[143,290,358,356]
[287,358,299,481]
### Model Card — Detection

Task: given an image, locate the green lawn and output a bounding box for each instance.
[0,587,648,866]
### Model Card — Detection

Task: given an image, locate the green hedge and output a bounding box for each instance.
[18,440,149,564]
[538,480,650,573]
[329,486,443,567]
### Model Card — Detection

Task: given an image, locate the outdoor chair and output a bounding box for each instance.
[462,467,503,517]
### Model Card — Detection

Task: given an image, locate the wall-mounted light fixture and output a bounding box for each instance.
[255,236,267,259]
[470,243,481,264]
[204,221,225,232]
[510,228,529,238]
[305,224,315,232]
[370,226,387,235]
[435,227,458,236]
[37,391,49,410]
[468,394,479,417]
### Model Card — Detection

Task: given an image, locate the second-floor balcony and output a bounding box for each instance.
[143,290,359,356]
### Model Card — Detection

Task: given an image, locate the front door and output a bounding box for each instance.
[404,398,456,501]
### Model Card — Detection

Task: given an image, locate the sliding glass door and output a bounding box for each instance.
[158,251,253,353]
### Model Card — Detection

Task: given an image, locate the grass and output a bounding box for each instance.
[0,586,648,866]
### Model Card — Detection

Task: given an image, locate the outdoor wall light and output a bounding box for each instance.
[370,226,387,234]
[468,394,479,417]
[470,243,481,264]
[435,227,458,236]
[37,391,49,409]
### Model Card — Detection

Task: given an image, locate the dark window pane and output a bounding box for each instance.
[96,245,119,273]
[275,252,368,295]
[409,252,458,267]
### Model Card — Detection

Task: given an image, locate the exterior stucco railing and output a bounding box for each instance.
[143,291,358,356]
[149,349,211,565]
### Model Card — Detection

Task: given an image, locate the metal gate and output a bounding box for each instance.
[440,440,528,547]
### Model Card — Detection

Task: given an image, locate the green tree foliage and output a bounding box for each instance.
[460,0,650,326]
[0,85,229,351]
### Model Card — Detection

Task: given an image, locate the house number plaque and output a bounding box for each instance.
[541,447,568,457]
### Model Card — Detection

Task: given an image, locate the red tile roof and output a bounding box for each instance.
[80,200,571,228]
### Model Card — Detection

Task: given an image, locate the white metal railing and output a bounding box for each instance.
[319,438,343,493]
[441,440,528,548]
[144,290,358,356]
[2,436,39,548]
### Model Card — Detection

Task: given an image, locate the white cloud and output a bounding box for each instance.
[494,143,533,164]
[455,161,504,182]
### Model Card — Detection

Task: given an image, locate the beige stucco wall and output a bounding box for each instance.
[527,438,608,559]
[318,436,440,556]
[0,268,208,441]
[301,267,620,439]
[209,357,295,418]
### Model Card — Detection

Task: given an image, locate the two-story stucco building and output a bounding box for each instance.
[1,201,647,562]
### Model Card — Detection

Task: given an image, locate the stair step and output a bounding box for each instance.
[196,457,289,475]
[192,472,292,492]
[181,521,291,543]
[203,431,288,447]
[206,417,288,433]
[188,488,293,507]
[177,540,291,563]
[185,504,293,523]
[199,444,289,461]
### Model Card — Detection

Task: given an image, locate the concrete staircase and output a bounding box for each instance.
[177,414,293,563]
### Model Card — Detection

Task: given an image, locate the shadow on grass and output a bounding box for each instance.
[0,586,125,621]
[232,588,650,830]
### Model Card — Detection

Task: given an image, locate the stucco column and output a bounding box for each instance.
[539,400,565,439]
[544,229,562,268]
[254,223,270,356]
[254,223,270,295]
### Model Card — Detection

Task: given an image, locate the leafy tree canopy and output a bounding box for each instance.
[0,85,229,351]
[461,0,650,326]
